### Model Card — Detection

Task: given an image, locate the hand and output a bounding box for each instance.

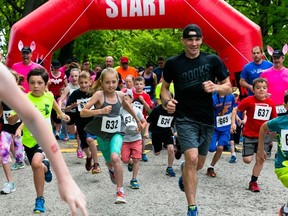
[166,99,177,114]
[230,123,237,134]
[139,96,144,102]
[102,105,112,115]
[143,133,149,139]
[137,121,143,132]
[202,80,217,93]
[14,129,22,139]
[58,113,70,122]
[58,177,88,216]
[256,150,266,163]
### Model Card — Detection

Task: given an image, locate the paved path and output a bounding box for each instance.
[0,141,285,216]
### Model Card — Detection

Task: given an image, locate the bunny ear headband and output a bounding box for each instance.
[18,40,36,52]
[267,44,288,56]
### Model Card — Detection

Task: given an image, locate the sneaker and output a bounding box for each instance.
[178,161,185,192]
[85,157,92,171]
[249,181,260,192]
[0,182,16,194]
[55,133,60,140]
[187,206,198,216]
[175,143,182,160]
[141,154,148,162]
[278,205,288,216]
[206,167,216,177]
[267,144,272,158]
[166,167,176,177]
[128,163,133,172]
[63,136,69,141]
[115,190,126,204]
[42,159,52,183]
[77,149,84,159]
[34,196,45,213]
[229,155,237,163]
[92,163,102,174]
[130,178,139,189]
[109,169,116,184]
[11,161,25,171]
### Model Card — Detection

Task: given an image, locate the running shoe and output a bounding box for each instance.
[63,136,69,141]
[141,154,148,162]
[55,133,60,140]
[128,163,133,172]
[85,156,92,171]
[187,206,198,216]
[229,155,237,163]
[249,181,260,192]
[91,163,102,174]
[130,178,139,189]
[109,169,116,184]
[166,167,176,177]
[115,190,126,204]
[174,144,182,160]
[278,205,288,216]
[267,144,273,158]
[206,167,216,177]
[34,196,45,213]
[0,182,16,194]
[77,149,84,159]
[11,161,25,171]
[42,159,52,183]
[178,161,185,192]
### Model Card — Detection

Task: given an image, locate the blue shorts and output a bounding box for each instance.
[209,129,230,152]
[175,116,214,156]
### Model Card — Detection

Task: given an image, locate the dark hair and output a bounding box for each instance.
[157,56,165,61]
[145,62,154,68]
[135,76,145,84]
[252,77,268,88]
[284,93,288,104]
[27,67,49,84]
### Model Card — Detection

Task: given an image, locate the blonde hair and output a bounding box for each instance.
[91,67,119,93]
[79,71,91,80]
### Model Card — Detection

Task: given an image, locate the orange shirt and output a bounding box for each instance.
[116,66,138,79]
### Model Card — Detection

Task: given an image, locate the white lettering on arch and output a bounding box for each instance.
[106,0,118,18]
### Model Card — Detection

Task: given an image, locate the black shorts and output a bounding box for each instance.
[65,112,77,125]
[24,144,44,164]
[51,109,61,124]
[151,132,174,153]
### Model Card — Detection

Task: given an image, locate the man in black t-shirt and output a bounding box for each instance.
[161,24,232,216]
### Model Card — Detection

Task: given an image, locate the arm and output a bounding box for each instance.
[160,80,177,114]
[257,122,269,162]
[230,107,238,134]
[0,63,87,216]
[58,86,69,109]
[239,78,253,93]
[202,77,232,95]
[143,122,151,139]
[53,100,70,122]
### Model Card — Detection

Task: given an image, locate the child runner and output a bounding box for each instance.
[133,76,153,162]
[81,67,143,204]
[257,93,288,215]
[66,71,101,174]
[8,68,71,213]
[0,71,24,194]
[120,89,146,189]
[58,68,82,157]
[231,77,277,192]
[144,101,176,177]
[206,90,235,177]
[0,62,87,215]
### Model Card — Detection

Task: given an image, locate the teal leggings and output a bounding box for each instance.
[97,134,123,163]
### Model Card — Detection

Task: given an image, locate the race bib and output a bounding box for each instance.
[253,105,272,120]
[276,105,286,115]
[101,116,121,133]
[144,86,152,93]
[123,113,137,127]
[132,102,144,112]
[3,110,20,124]
[216,113,231,127]
[280,129,288,151]
[157,115,174,128]
[77,98,94,111]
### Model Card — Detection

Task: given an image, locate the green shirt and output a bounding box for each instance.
[155,82,175,104]
[22,92,54,148]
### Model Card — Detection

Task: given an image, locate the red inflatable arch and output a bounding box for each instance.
[6,0,262,86]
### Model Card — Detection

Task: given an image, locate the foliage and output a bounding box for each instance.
[0,0,287,67]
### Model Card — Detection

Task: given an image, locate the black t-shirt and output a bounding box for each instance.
[163,52,230,125]
[146,105,174,134]
[66,89,93,130]
[1,102,22,134]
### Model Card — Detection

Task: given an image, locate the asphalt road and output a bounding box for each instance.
[0,141,285,216]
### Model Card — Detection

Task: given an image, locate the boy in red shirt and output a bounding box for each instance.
[231,77,277,192]
[132,76,153,161]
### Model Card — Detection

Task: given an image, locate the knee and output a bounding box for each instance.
[110,153,121,164]
[243,157,252,164]
[167,145,174,154]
